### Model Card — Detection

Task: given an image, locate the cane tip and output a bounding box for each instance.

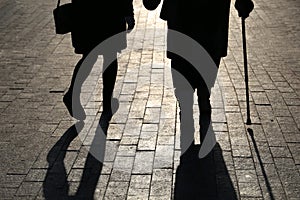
[246,118,252,125]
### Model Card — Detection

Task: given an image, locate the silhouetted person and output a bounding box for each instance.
[63,0,135,120]
[143,0,254,159]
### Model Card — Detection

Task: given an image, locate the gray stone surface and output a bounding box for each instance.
[0,0,299,199]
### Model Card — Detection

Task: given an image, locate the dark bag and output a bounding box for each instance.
[53,0,74,34]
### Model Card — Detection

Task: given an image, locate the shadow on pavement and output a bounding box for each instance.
[43,114,110,200]
[248,128,275,200]
[174,143,238,200]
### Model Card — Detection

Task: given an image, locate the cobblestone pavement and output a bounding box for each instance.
[0,0,299,199]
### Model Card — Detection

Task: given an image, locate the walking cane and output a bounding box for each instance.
[241,17,251,125]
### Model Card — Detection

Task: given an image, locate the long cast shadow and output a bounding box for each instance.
[43,113,111,200]
[174,143,238,200]
[248,128,275,200]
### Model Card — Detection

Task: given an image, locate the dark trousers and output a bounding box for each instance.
[170,55,220,152]
[67,53,118,112]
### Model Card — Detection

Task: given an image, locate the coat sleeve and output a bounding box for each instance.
[160,0,179,21]
[123,0,134,16]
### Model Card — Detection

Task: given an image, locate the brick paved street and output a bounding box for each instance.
[0,0,299,199]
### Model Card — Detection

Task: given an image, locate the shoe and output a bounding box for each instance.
[98,113,111,135]
[63,92,86,120]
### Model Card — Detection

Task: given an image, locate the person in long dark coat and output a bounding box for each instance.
[143,0,254,158]
[63,0,135,120]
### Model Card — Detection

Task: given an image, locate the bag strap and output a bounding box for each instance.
[57,0,60,8]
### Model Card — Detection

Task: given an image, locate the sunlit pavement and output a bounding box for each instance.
[0,0,299,199]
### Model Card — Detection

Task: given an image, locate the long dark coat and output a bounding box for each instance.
[160,0,231,59]
[71,0,134,54]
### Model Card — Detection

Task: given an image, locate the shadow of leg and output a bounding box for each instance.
[43,122,84,199]
[74,110,118,199]
[171,65,196,160]
[44,98,119,199]
[174,143,238,200]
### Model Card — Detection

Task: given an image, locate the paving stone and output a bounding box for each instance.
[276,116,299,133]
[144,108,161,124]
[116,145,136,157]
[16,181,42,196]
[104,181,129,199]
[103,141,119,162]
[257,175,287,200]
[128,99,147,119]
[132,151,154,174]
[212,122,228,132]
[0,0,299,199]
[155,145,173,158]
[283,133,300,143]
[283,182,300,200]
[107,123,125,140]
[146,94,162,108]
[141,123,159,132]
[287,143,300,165]
[0,174,25,188]
[0,187,18,199]
[153,156,173,169]
[110,169,132,182]
[158,118,176,136]
[93,174,110,199]
[236,169,259,183]
[127,188,149,199]
[25,169,47,182]
[232,145,252,158]
[113,156,135,170]
[138,132,157,151]
[120,136,139,146]
[150,181,172,197]
[156,135,174,145]
[270,146,292,158]
[152,169,173,182]
[129,174,151,189]
[238,181,263,198]
[123,119,143,136]
[215,132,232,151]
[233,157,254,170]
[101,162,113,175]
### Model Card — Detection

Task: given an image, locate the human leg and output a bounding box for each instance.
[197,56,221,143]
[64,53,98,120]
[171,57,196,155]
[102,52,118,119]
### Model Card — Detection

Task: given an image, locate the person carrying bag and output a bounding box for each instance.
[59,0,135,121]
[53,0,74,34]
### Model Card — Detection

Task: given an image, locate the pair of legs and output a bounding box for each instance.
[64,52,118,120]
[170,55,220,155]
